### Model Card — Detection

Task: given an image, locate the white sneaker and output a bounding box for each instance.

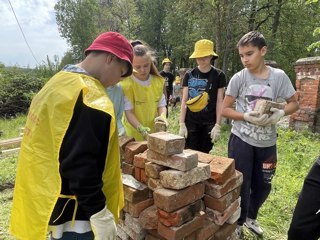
[235,225,242,239]
[244,218,263,235]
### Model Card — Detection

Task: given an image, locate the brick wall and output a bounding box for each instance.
[290,56,320,133]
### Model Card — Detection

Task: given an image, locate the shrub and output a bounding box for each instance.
[0,71,46,117]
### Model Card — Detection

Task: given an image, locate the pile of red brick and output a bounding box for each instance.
[117,132,243,240]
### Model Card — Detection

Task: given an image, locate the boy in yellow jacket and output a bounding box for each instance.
[10,32,133,240]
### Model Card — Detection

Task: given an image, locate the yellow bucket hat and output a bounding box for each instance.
[189,39,218,59]
[162,58,172,65]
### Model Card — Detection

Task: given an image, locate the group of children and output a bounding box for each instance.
[11,30,313,240]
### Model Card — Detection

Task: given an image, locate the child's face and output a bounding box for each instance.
[132,55,152,81]
[195,56,212,68]
[163,62,171,71]
[238,44,267,71]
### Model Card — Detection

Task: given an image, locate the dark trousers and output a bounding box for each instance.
[228,133,277,225]
[288,161,320,240]
[185,121,214,153]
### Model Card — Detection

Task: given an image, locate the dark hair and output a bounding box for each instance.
[130,40,144,47]
[237,31,267,49]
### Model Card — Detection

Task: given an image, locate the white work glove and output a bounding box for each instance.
[179,122,188,138]
[154,113,169,127]
[210,123,221,143]
[136,124,150,139]
[265,108,285,125]
[243,111,269,126]
[90,206,116,240]
[118,126,126,137]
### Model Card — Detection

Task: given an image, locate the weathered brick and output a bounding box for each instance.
[133,151,148,168]
[116,223,130,240]
[153,182,205,212]
[160,162,211,190]
[158,199,202,227]
[148,178,163,191]
[226,206,241,224]
[138,205,158,229]
[122,176,150,203]
[187,149,215,164]
[119,136,135,159]
[196,217,220,240]
[127,198,154,218]
[145,162,168,179]
[134,167,141,182]
[157,212,206,240]
[205,170,243,198]
[209,156,235,185]
[206,198,240,226]
[118,221,146,240]
[140,168,147,184]
[124,141,148,164]
[146,230,166,240]
[147,132,185,155]
[214,222,237,240]
[204,186,241,212]
[122,162,134,176]
[147,149,198,171]
[124,213,145,234]
[155,121,167,132]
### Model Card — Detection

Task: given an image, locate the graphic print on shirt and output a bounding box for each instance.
[188,76,207,98]
[241,84,273,141]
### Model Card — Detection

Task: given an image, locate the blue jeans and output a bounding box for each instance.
[50,231,94,240]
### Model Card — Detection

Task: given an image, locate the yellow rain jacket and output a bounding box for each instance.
[120,75,164,141]
[10,71,123,240]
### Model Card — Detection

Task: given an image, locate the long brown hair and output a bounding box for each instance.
[133,44,162,78]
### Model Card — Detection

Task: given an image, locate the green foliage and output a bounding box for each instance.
[0,70,45,117]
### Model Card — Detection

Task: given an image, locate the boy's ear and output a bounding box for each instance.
[261,46,267,56]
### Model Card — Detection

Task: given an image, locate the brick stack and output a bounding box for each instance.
[117,132,243,240]
[192,150,243,239]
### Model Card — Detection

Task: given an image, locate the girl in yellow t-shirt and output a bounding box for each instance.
[120,44,167,141]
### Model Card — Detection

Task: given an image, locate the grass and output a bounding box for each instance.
[0,109,319,239]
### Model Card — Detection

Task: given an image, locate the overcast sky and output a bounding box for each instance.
[0,0,68,68]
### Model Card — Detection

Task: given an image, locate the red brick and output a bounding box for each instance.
[204,186,241,212]
[133,151,148,168]
[119,135,135,157]
[122,162,134,176]
[153,182,205,212]
[123,184,150,203]
[205,170,243,198]
[146,230,166,240]
[127,198,154,218]
[138,205,158,229]
[157,212,206,240]
[187,149,215,164]
[214,222,237,240]
[196,217,220,240]
[209,156,235,185]
[124,141,148,164]
[158,199,202,227]
[148,178,163,191]
[140,168,147,184]
[134,167,141,182]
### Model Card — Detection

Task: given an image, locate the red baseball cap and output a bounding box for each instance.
[85,32,133,77]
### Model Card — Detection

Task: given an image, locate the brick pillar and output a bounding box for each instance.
[290,57,320,133]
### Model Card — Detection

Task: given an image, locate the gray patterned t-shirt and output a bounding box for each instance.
[226,66,296,147]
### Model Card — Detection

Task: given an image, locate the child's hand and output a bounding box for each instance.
[154,113,168,127]
[136,125,150,139]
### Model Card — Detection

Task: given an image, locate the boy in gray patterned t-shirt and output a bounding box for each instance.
[222,31,299,237]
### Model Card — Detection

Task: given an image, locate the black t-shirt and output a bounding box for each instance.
[160,70,174,96]
[182,66,226,124]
